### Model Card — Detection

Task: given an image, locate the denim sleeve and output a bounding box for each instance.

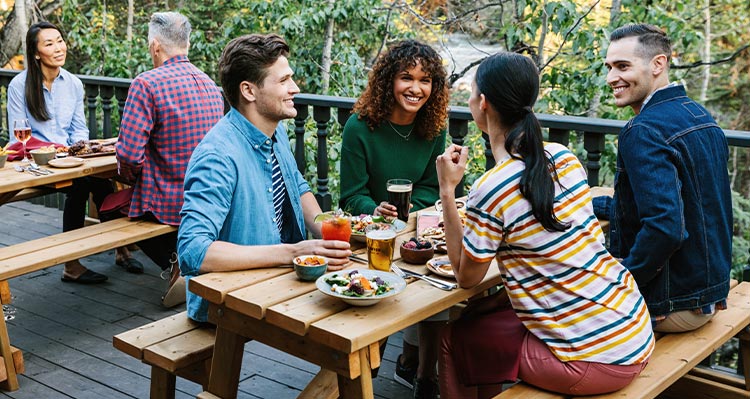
[592,195,612,220]
[177,150,236,276]
[619,125,685,285]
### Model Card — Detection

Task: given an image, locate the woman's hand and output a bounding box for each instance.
[436,144,469,192]
[373,201,398,218]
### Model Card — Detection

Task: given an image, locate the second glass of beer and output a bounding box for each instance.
[365,223,397,271]
[387,179,412,222]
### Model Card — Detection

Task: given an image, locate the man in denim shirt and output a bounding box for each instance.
[177,34,351,322]
[595,24,732,332]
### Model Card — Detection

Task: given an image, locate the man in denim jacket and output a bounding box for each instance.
[595,24,732,332]
[177,34,351,322]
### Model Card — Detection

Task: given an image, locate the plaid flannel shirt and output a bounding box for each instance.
[116,55,224,225]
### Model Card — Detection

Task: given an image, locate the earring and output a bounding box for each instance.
[35,56,40,60]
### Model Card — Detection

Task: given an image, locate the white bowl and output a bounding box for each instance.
[316,269,407,306]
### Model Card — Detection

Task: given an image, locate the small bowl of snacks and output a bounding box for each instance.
[293,255,329,281]
[400,237,434,264]
[30,146,57,165]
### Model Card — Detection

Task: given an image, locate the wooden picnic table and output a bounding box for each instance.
[190,210,505,399]
[0,155,117,206]
[0,154,117,390]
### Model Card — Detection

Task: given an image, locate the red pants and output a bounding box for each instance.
[439,322,647,398]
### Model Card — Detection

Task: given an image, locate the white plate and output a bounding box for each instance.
[427,256,455,278]
[350,219,407,243]
[316,269,407,306]
[47,157,85,168]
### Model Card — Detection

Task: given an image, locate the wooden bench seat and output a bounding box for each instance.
[494,281,750,399]
[113,311,215,399]
[0,217,176,391]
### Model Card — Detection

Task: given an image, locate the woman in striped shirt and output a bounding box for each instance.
[434,52,654,397]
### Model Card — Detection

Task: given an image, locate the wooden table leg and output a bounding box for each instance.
[739,327,750,390]
[0,304,19,391]
[299,368,338,399]
[336,345,376,399]
[206,326,246,399]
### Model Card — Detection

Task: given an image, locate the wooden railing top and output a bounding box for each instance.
[2,68,750,147]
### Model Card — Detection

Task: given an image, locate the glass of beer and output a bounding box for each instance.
[365,223,397,271]
[387,179,413,222]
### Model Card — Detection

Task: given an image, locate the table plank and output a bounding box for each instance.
[225,262,369,320]
[307,268,502,353]
[0,156,116,198]
[189,268,289,305]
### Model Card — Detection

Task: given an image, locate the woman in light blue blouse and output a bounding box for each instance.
[7,21,137,283]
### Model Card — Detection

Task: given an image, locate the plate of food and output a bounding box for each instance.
[426,256,454,278]
[47,157,85,168]
[66,139,117,158]
[316,269,407,306]
[350,215,407,243]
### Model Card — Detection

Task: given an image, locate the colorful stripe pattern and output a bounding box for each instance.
[464,142,654,365]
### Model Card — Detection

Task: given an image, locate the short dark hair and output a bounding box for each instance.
[610,23,672,63]
[218,33,290,108]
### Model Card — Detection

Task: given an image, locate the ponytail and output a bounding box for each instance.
[477,52,570,232]
[505,112,570,232]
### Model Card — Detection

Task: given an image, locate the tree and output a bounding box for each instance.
[0,0,63,67]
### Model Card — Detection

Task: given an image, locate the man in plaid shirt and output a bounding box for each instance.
[115,11,224,307]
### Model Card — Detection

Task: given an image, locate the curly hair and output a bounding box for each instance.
[353,40,449,141]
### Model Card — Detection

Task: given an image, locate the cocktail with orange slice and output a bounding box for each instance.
[315,210,352,242]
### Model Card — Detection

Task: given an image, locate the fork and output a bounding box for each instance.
[390,264,456,291]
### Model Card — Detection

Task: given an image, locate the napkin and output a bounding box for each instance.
[6,137,65,161]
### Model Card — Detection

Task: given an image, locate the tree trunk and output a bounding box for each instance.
[126,0,134,43]
[0,0,61,67]
[320,0,335,94]
[699,0,711,102]
[536,0,547,67]
[15,0,28,55]
[586,0,622,117]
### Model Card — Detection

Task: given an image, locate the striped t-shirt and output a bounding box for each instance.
[463,142,654,365]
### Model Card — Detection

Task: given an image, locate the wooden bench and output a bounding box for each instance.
[113,311,215,399]
[0,217,176,391]
[494,281,750,399]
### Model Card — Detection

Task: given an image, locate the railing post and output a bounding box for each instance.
[293,104,309,175]
[549,128,570,146]
[100,85,114,139]
[449,118,469,197]
[313,105,332,212]
[115,86,129,125]
[583,132,604,187]
[85,84,100,139]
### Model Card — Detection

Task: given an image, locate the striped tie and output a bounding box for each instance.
[271,148,286,234]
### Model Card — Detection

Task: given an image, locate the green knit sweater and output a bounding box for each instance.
[339,113,446,215]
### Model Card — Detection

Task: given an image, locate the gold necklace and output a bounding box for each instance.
[387,120,413,141]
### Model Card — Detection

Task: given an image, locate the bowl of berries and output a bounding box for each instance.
[400,237,434,264]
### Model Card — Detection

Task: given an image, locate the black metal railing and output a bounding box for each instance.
[2,68,750,379]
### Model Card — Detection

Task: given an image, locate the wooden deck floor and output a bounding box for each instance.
[0,201,413,399]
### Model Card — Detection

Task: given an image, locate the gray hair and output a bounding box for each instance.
[148,12,190,53]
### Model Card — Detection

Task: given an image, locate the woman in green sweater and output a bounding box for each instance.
[339,39,449,399]
[339,39,449,218]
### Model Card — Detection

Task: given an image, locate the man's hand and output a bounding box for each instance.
[294,239,352,271]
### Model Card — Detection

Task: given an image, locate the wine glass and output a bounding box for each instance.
[13,119,32,163]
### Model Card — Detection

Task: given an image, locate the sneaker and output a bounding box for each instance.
[413,378,439,399]
[394,354,418,390]
[160,253,186,308]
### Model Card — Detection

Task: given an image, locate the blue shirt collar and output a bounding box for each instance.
[225,107,284,150]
